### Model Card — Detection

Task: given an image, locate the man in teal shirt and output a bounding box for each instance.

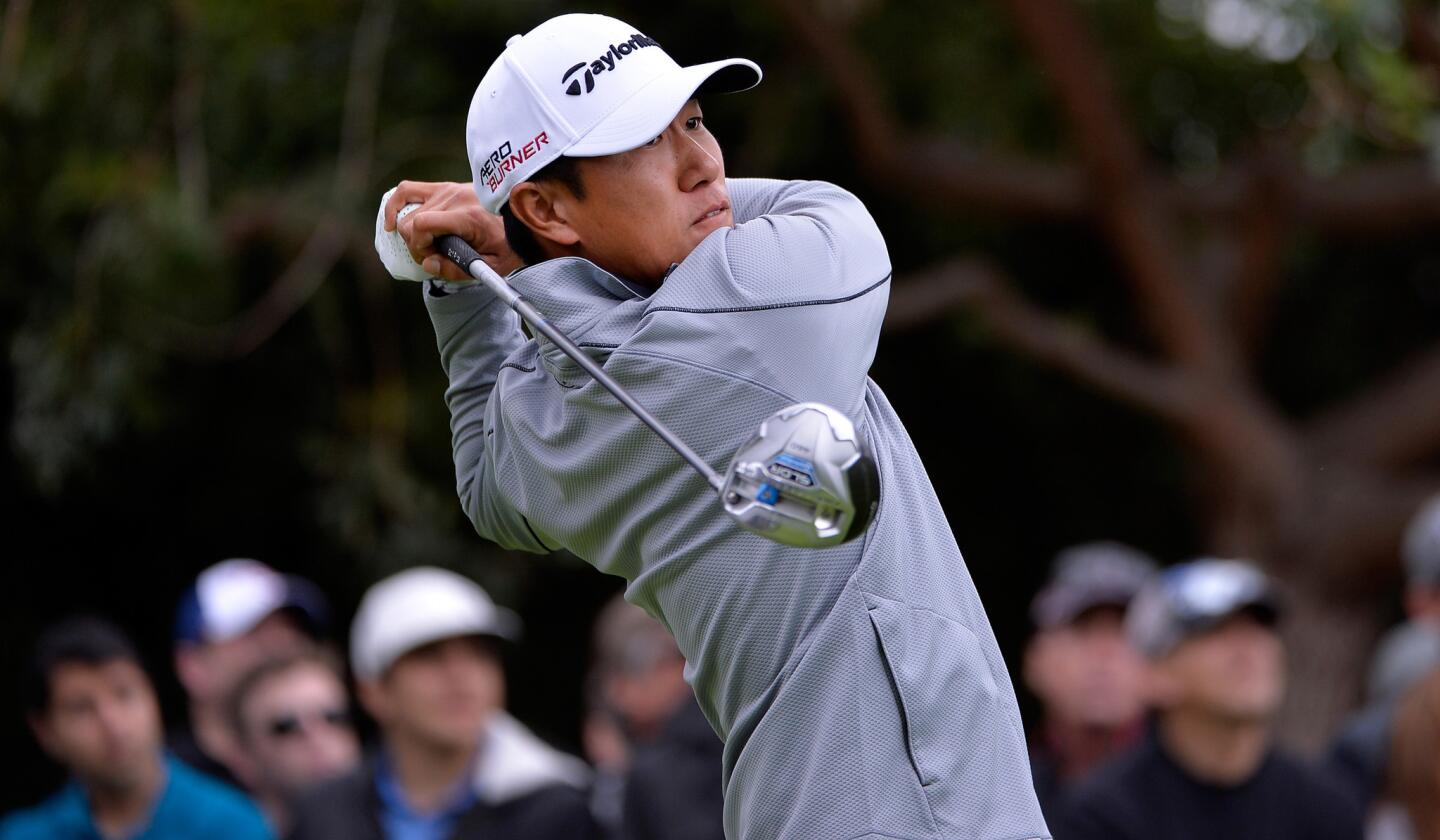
[1,616,272,840]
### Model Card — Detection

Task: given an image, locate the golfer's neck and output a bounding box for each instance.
[536,242,663,288]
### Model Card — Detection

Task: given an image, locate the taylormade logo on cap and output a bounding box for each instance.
[465,13,761,214]
[562,34,661,96]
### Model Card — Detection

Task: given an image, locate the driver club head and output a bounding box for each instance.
[721,402,880,548]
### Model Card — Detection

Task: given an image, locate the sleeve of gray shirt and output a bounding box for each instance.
[423,177,890,553]
[702,177,890,308]
[646,177,892,411]
[423,280,549,553]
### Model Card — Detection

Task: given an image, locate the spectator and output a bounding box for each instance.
[1383,667,1440,840]
[226,650,360,834]
[288,567,595,840]
[1023,541,1155,819]
[172,558,330,789]
[1330,624,1440,820]
[1329,497,1440,808]
[589,596,723,840]
[581,676,630,837]
[1058,559,1364,840]
[1400,496,1440,624]
[1,616,272,840]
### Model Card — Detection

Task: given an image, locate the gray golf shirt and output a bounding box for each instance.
[425,178,1049,840]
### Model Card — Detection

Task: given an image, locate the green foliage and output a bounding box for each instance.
[1154,0,1438,160]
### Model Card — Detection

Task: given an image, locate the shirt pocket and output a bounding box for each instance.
[865,593,1000,789]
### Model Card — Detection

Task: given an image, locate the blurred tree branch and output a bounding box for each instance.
[172,0,210,218]
[1287,160,1440,235]
[885,258,1196,421]
[0,0,31,101]
[1001,0,1236,376]
[1307,342,1440,469]
[1225,156,1292,356]
[1404,4,1440,76]
[773,0,1086,218]
[222,0,394,358]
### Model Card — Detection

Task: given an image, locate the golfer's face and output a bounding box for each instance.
[569,99,730,283]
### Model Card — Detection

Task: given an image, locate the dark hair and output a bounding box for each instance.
[501,155,587,267]
[227,648,345,742]
[24,616,144,715]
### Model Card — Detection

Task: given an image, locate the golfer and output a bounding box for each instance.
[384,13,1048,840]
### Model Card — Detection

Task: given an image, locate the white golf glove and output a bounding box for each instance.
[374,186,432,282]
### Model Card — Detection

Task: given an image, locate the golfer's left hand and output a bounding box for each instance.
[384,181,521,281]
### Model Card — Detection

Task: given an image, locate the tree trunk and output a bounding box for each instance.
[1275,584,1383,753]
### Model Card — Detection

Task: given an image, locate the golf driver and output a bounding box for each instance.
[383,204,878,547]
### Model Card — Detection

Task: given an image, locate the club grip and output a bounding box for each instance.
[435,234,482,271]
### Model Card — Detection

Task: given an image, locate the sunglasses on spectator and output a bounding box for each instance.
[266,708,350,739]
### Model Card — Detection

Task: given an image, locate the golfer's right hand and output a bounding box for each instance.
[383,181,521,281]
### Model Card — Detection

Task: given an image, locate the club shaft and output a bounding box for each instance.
[436,235,725,491]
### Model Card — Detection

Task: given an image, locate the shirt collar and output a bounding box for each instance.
[58,753,172,839]
[504,258,658,379]
[373,747,479,822]
[509,256,649,302]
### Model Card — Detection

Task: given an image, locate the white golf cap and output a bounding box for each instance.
[466,13,762,213]
[350,567,520,680]
[174,558,329,644]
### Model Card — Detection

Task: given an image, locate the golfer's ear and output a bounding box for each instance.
[509,182,581,248]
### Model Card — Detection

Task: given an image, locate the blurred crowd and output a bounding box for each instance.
[4,494,1439,840]
[0,560,714,840]
[1026,494,1440,840]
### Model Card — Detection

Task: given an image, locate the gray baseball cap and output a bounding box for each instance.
[1030,542,1158,630]
[1367,621,1440,705]
[1404,495,1440,588]
[1125,559,1281,659]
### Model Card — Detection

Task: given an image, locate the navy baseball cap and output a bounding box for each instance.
[174,558,329,645]
[1125,559,1281,659]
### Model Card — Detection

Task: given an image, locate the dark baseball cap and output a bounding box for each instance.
[1125,559,1281,659]
[1030,542,1158,630]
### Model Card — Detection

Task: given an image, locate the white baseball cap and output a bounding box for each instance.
[350,567,520,680]
[174,558,329,644]
[466,13,762,213]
